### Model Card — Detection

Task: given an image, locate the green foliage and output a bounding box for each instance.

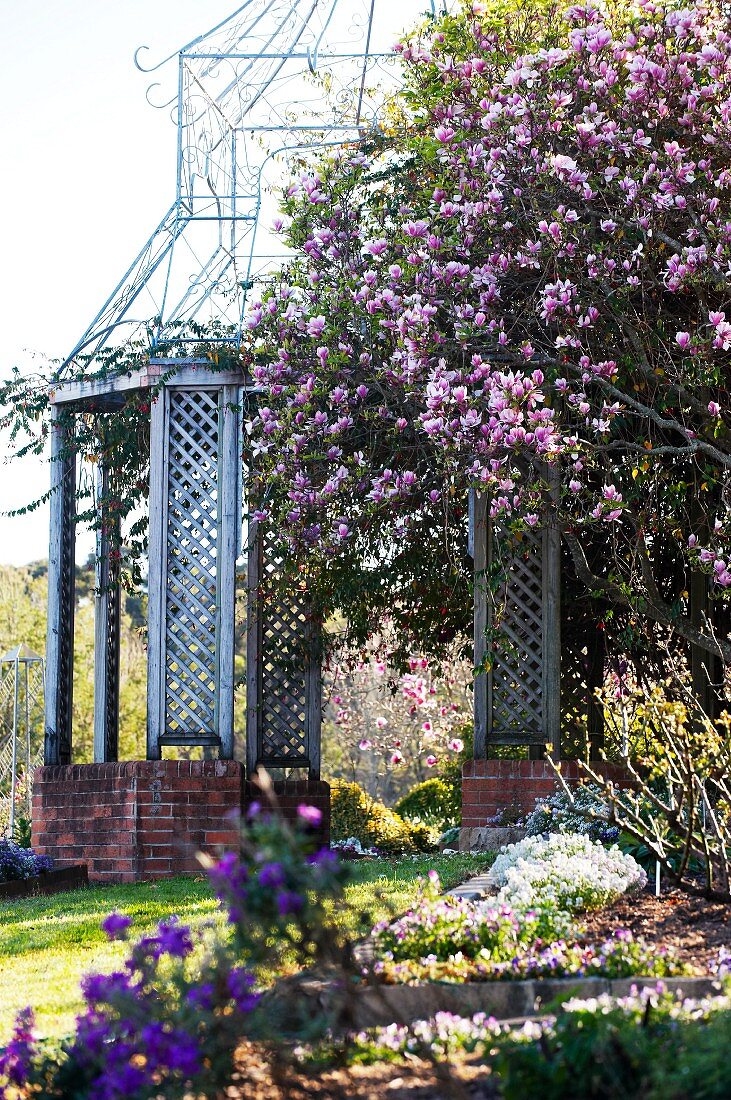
[0,562,147,766]
[331,781,437,853]
[494,987,731,1100]
[395,776,459,829]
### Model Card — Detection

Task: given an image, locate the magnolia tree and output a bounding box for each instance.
[242,0,731,674]
[323,650,471,801]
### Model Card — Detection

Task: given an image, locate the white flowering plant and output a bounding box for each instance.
[522,784,619,844]
[488,832,647,915]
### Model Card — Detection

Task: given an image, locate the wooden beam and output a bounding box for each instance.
[306,615,322,781]
[51,361,262,407]
[93,458,120,763]
[542,505,562,758]
[245,520,262,777]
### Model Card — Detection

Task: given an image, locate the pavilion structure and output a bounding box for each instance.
[28,0,667,875]
[33,354,623,875]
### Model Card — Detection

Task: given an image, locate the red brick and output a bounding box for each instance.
[204,831,238,846]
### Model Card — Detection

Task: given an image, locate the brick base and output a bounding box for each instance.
[32,761,243,883]
[461,759,634,828]
[32,763,332,883]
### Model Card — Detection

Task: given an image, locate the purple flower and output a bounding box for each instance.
[155,917,193,959]
[186,983,215,1011]
[297,804,323,827]
[307,847,340,870]
[227,967,261,1012]
[81,971,133,1005]
[258,862,285,889]
[0,1007,36,1087]
[101,912,132,940]
[276,890,304,916]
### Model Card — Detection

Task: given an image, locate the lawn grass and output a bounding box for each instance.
[0,852,491,1043]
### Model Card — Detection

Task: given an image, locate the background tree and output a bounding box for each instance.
[243,0,731,689]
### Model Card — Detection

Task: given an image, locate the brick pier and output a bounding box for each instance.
[32,761,330,882]
[461,758,633,828]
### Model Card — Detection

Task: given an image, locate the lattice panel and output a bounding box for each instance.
[57,443,76,765]
[164,390,221,739]
[490,530,544,742]
[258,529,311,766]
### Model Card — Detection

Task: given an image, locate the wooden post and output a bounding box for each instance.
[216,386,241,760]
[245,519,262,777]
[586,626,606,759]
[471,490,488,758]
[146,389,168,760]
[93,457,121,762]
[690,570,723,722]
[542,504,562,758]
[45,407,76,766]
[305,615,322,781]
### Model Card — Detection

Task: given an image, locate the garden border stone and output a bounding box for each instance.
[459,826,527,852]
[0,864,89,901]
[350,975,720,1028]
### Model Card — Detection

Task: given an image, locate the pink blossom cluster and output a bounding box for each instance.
[688,530,731,586]
[329,654,467,776]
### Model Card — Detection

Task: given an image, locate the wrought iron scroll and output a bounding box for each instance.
[45,407,77,766]
[472,491,561,756]
[93,455,121,762]
[246,523,321,779]
[147,384,240,758]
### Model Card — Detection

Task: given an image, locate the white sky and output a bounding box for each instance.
[0,0,236,565]
[0,0,430,567]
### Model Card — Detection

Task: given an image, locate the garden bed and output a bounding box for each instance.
[0,864,88,901]
[582,884,731,972]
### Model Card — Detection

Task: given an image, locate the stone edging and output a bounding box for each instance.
[351,976,719,1028]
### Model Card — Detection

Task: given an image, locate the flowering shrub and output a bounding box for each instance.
[0,805,355,1098]
[488,832,646,913]
[327,651,471,798]
[493,984,731,1100]
[208,804,354,973]
[235,0,731,674]
[0,841,52,883]
[306,986,731,1097]
[373,929,688,985]
[0,913,260,1099]
[371,872,570,962]
[330,836,381,858]
[330,780,437,854]
[299,1011,502,1068]
[523,783,619,843]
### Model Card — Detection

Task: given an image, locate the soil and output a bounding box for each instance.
[581,882,731,971]
[228,1045,497,1099]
